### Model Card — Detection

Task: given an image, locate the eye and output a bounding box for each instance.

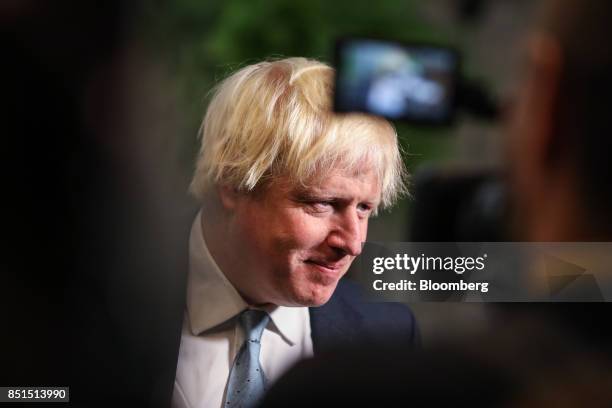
[292,194,335,215]
[357,202,375,217]
[309,200,334,212]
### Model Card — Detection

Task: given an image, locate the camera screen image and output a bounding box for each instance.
[334,38,459,124]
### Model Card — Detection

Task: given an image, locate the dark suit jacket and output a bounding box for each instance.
[262,281,423,407]
[309,279,419,353]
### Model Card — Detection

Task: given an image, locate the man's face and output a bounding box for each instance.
[227,166,380,307]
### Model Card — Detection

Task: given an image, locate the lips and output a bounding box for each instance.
[304,259,348,272]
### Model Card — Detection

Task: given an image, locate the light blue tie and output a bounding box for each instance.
[223,309,271,408]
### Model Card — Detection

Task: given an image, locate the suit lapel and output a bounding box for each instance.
[309,281,364,354]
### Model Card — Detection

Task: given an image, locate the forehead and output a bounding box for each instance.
[275,166,382,203]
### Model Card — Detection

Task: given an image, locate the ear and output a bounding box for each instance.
[524,32,563,167]
[216,184,240,211]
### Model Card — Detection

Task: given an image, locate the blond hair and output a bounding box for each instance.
[190,57,407,209]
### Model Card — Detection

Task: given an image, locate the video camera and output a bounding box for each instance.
[333,37,508,241]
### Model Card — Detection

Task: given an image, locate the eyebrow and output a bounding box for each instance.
[290,191,336,205]
[291,189,379,207]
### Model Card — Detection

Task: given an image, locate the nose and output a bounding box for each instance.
[326,209,364,257]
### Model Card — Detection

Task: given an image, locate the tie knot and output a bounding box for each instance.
[239,309,270,343]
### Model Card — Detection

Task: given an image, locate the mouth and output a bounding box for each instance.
[304,258,348,275]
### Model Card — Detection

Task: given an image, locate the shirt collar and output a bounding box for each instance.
[187,210,304,345]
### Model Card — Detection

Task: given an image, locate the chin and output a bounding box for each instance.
[286,281,339,307]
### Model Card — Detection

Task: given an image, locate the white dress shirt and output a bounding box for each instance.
[172,212,314,408]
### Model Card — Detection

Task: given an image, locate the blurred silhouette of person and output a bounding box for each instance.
[2,1,189,406]
[260,0,612,406]
[500,0,612,355]
[507,0,612,243]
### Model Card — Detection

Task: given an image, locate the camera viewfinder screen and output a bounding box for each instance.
[334,39,458,124]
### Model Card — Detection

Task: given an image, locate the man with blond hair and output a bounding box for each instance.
[172,57,418,408]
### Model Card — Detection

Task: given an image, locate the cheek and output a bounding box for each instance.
[234,211,279,262]
[238,210,330,268]
[361,219,369,241]
[271,213,329,251]
[286,217,330,254]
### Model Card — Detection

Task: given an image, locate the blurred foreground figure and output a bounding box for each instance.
[173,58,418,408]
[507,0,612,242]
[261,0,612,406]
[2,1,188,406]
